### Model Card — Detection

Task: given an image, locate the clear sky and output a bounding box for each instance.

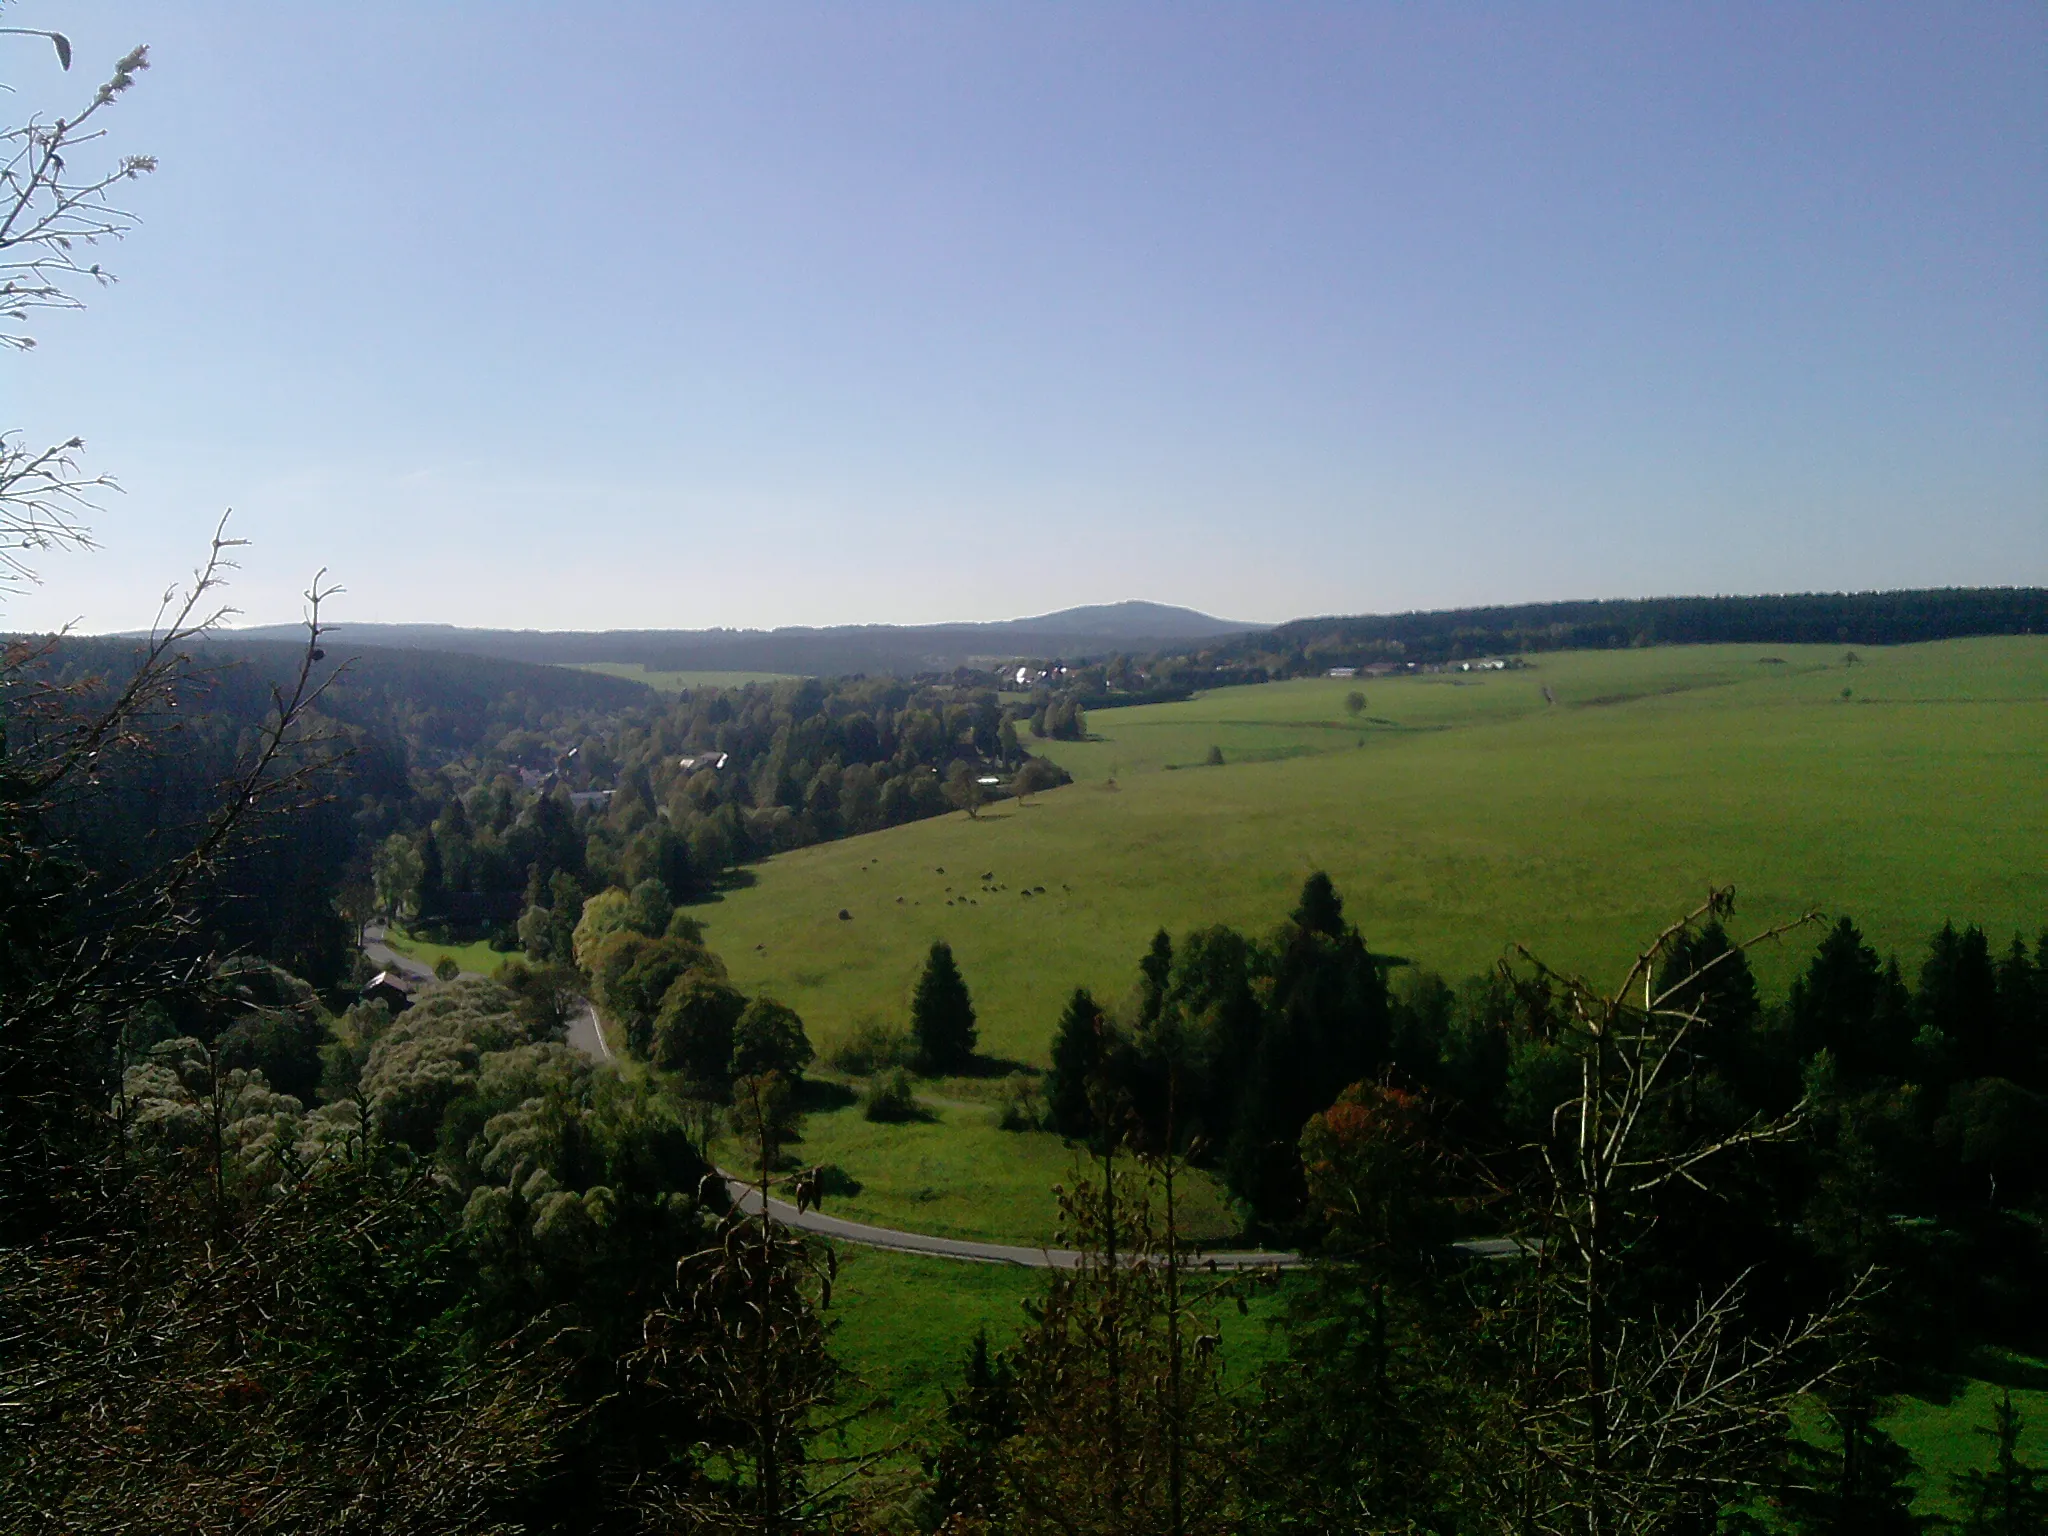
[6,2,2043,633]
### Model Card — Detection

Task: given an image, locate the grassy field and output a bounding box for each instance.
[820,1245,1300,1464]
[380,924,509,978]
[690,638,2046,1074]
[568,661,799,692]
[670,637,2044,1247]
[1884,1359,2048,1519]
[731,1076,1243,1247]
[822,1243,2044,1515]
[667,636,2047,1507]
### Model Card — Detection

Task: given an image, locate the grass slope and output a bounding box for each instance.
[690,638,2047,1071]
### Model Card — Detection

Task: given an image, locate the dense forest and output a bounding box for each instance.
[1208,588,2048,672]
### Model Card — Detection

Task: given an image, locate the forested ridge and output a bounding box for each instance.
[1154,588,2048,678]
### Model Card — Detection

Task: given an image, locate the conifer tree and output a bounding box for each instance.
[1779,1397,1933,1535]
[1951,1390,2048,1536]
[912,940,978,1073]
[1048,987,1108,1140]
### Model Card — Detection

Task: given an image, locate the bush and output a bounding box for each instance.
[995,1072,1045,1132]
[433,955,460,982]
[827,1016,914,1076]
[863,1068,922,1124]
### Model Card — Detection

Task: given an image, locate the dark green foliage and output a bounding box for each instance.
[1186,588,2048,676]
[1047,987,1108,1139]
[651,972,748,1085]
[996,1072,1045,1131]
[824,1015,912,1075]
[1226,875,1391,1219]
[923,1328,1022,1527]
[862,1066,922,1123]
[1138,929,1173,1025]
[1290,871,1345,938]
[1792,917,1916,1084]
[730,996,814,1081]
[1921,922,2003,1083]
[912,939,979,1073]
[1778,1400,1935,1534]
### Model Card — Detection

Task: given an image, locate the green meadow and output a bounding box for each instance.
[693,638,2047,1073]
[677,637,2046,1505]
[676,637,2046,1248]
[381,924,507,978]
[821,1245,1299,1465]
[568,661,799,692]
[760,1078,1241,1247]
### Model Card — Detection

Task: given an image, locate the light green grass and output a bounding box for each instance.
[567,661,799,692]
[756,1079,1242,1247]
[820,1245,1299,1464]
[381,925,508,978]
[694,638,2048,1075]
[1884,1363,2048,1519]
[821,1248,1041,1455]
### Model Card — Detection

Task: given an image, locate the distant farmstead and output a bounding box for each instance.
[1325,667,1358,678]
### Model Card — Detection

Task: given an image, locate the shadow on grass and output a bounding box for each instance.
[813,1163,864,1198]
[797,1078,859,1113]
[862,1097,941,1126]
[1966,1348,2048,1392]
[945,1054,1043,1081]
[683,868,760,907]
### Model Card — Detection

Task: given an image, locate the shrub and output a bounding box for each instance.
[995,1072,1045,1132]
[433,955,460,982]
[863,1068,922,1124]
[827,1016,914,1076]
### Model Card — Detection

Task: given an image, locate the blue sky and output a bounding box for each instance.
[7,2,2043,633]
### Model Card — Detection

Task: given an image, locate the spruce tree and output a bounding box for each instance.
[912,940,978,1073]
[1291,871,1345,938]
[1138,930,1173,1026]
[1779,1399,1933,1534]
[1047,987,1107,1139]
[1952,1390,2048,1535]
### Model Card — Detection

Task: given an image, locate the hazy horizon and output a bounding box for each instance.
[6,2,2043,635]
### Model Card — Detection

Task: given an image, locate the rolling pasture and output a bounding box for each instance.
[692,638,2047,1072]
[694,637,2045,1508]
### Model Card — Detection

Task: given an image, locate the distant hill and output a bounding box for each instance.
[195,588,2046,683]
[210,601,1265,678]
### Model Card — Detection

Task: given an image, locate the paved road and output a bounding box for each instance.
[566,1001,611,1062]
[722,1175,1300,1270]
[361,922,437,983]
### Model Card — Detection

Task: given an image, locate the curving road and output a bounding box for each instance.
[722,1174,1299,1270]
